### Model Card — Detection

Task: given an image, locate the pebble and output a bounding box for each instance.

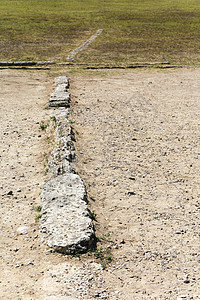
[127,191,136,195]
[45,249,53,255]
[7,190,13,195]
[183,279,190,284]
[17,226,29,235]
[25,260,34,266]
[13,248,19,252]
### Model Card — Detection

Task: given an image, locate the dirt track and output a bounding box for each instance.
[0,68,200,299]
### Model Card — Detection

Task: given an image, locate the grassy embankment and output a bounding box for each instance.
[0,0,200,64]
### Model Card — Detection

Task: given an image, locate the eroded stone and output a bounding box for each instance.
[49,91,70,107]
[41,173,95,254]
[54,76,69,87]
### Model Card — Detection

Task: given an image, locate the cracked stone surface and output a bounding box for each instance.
[49,76,70,107]
[54,76,69,87]
[41,173,95,254]
[48,111,76,177]
[49,91,70,107]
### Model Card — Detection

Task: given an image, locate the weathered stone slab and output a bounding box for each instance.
[49,76,70,107]
[49,91,70,107]
[55,76,69,87]
[55,83,68,93]
[48,146,73,177]
[48,113,76,177]
[37,61,56,65]
[40,173,95,254]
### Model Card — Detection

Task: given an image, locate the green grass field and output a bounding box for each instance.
[0,0,200,64]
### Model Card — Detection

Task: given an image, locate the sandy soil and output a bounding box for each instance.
[0,68,199,299]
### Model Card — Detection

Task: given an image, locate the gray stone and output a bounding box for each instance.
[41,79,95,254]
[55,76,69,87]
[55,83,68,93]
[37,61,55,65]
[40,173,95,254]
[49,91,70,107]
[17,226,29,235]
[48,147,73,177]
[49,77,70,107]
[48,114,75,177]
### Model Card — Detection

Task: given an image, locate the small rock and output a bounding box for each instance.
[127,191,136,195]
[17,226,29,235]
[26,260,34,266]
[13,248,19,252]
[45,249,53,255]
[94,292,100,298]
[7,190,13,195]
[183,279,190,284]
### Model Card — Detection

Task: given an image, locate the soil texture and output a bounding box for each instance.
[0,68,200,299]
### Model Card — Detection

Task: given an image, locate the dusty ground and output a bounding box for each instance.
[0,68,200,299]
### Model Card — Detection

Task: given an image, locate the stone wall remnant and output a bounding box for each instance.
[41,76,95,254]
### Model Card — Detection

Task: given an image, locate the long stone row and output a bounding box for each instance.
[40,76,95,254]
[67,29,103,61]
[0,61,55,66]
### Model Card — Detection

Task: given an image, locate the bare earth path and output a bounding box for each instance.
[0,68,199,299]
[0,70,77,300]
[71,68,200,299]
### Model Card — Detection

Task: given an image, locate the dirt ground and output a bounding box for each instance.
[0,68,199,299]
